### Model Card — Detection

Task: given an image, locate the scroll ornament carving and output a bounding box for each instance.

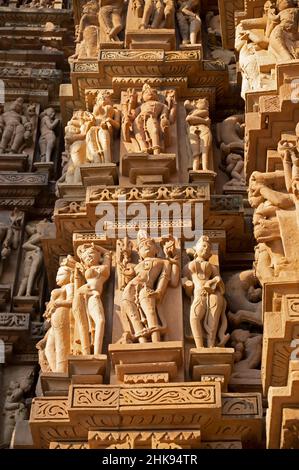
[89,184,208,202]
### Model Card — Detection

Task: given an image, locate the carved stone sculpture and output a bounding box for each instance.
[230,329,262,379]
[72,243,111,355]
[182,236,229,348]
[268,0,299,62]
[75,1,99,59]
[0,208,22,279]
[216,114,245,155]
[41,256,75,373]
[17,220,45,297]
[223,153,245,186]
[38,108,59,163]
[123,84,176,155]
[139,0,175,29]
[98,0,126,42]
[3,372,33,447]
[205,11,221,39]
[86,91,121,163]
[248,170,294,276]
[0,98,32,154]
[225,270,262,327]
[235,1,299,98]
[278,131,299,203]
[177,0,201,45]
[59,111,95,185]
[184,98,213,171]
[117,231,180,343]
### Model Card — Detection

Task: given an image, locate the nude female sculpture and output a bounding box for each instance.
[73,243,111,355]
[182,236,229,348]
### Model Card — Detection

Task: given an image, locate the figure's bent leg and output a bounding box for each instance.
[110,11,122,40]
[121,299,147,343]
[139,295,160,342]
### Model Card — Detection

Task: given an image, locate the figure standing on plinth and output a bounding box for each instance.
[182,236,229,348]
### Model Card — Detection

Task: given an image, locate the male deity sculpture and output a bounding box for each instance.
[138,0,175,29]
[86,91,121,164]
[117,231,180,343]
[123,84,176,155]
[182,236,229,348]
[184,98,213,171]
[40,256,75,373]
[0,98,32,154]
[176,0,201,45]
[38,108,59,163]
[72,243,111,355]
[98,0,127,42]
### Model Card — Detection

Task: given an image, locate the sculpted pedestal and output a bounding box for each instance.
[121,152,177,185]
[125,0,175,50]
[189,347,235,392]
[80,163,118,186]
[109,341,183,384]
[40,355,107,397]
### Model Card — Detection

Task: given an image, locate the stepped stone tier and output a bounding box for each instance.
[0,0,298,451]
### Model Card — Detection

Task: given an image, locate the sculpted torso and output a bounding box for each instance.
[83,264,110,293]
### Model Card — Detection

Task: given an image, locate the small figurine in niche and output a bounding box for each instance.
[184,98,213,171]
[182,236,229,348]
[117,231,180,343]
[0,98,32,154]
[86,90,121,164]
[38,107,60,163]
[17,220,46,297]
[123,84,176,155]
[72,243,111,355]
[98,0,127,42]
[177,0,201,45]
